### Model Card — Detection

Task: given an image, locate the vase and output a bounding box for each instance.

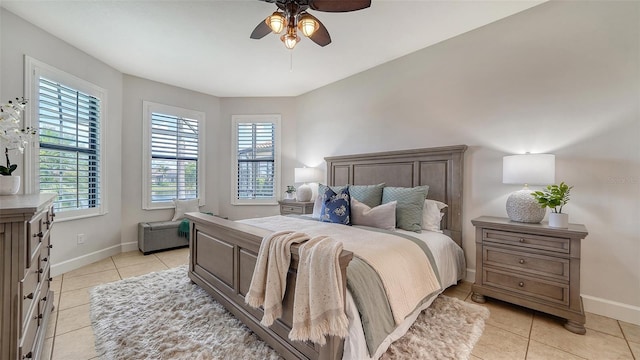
[0,175,20,195]
[549,213,569,228]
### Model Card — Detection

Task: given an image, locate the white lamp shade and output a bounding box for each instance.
[503,154,555,185]
[294,167,320,183]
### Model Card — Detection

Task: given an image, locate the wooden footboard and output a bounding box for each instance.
[186,213,354,360]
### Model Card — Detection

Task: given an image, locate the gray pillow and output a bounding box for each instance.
[349,183,385,208]
[382,185,429,232]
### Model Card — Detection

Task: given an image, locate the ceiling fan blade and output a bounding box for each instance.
[250,19,271,39]
[308,16,331,47]
[309,0,371,12]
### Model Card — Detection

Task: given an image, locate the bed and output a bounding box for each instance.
[187,145,467,360]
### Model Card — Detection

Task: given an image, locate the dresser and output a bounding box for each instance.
[471,216,588,334]
[278,200,314,215]
[1,194,56,359]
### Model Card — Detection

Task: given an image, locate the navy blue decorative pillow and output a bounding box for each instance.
[320,187,351,225]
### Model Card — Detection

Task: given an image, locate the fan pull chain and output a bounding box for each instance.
[289,51,294,72]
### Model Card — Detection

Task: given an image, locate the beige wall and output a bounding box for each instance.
[218,97,298,220]
[119,75,222,245]
[296,1,639,322]
[1,9,124,275]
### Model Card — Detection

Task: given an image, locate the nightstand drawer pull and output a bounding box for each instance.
[519,259,525,264]
[24,293,34,300]
[518,281,524,287]
[23,352,33,359]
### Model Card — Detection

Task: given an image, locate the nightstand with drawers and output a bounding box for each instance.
[278,200,314,215]
[471,216,588,334]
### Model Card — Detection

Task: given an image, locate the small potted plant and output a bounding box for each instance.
[284,185,296,201]
[531,182,573,228]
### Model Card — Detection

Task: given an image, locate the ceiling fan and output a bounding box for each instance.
[250,0,371,49]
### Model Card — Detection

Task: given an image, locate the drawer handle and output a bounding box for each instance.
[518,281,525,287]
[23,352,33,359]
[34,231,44,238]
[45,220,51,225]
[47,244,53,249]
[519,259,525,264]
[34,314,43,320]
[41,296,47,302]
[47,277,53,282]
[24,293,34,300]
[42,257,48,262]
[38,268,44,274]
[519,238,525,243]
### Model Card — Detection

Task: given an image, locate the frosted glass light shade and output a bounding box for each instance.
[503,154,555,185]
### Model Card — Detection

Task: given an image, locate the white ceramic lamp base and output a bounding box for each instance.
[506,189,546,223]
[296,183,312,202]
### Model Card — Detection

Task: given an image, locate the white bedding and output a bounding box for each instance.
[239,216,466,360]
[342,229,466,360]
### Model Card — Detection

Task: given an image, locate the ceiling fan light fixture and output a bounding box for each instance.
[281,31,300,49]
[266,11,286,34]
[298,15,319,37]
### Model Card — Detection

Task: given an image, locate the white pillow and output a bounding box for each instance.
[172,198,200,221]
[350,198,396,231]
[422,199,447,233]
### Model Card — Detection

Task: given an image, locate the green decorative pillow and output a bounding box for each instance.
[382,186,429,232]
[349,183,385,208]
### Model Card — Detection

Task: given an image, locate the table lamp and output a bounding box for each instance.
[294,167,319,202]
[503,153,555,223]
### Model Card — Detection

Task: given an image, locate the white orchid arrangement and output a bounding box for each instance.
[0,98,37,176]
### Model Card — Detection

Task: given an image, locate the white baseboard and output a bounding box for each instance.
[582,294,640,326]
[121,241,138,253]
[465,268,476,283]
[463,268,639,325]
[51,244,122,277]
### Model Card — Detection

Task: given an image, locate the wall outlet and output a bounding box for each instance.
[77,233,86,245]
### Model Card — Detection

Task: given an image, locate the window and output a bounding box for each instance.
[25,57,106,219]
[142,101,205,209]
[231,115,281,205]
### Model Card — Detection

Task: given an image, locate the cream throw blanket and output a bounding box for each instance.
[289,236,349,345]
[245,231,309,326]
[240,216,441,325]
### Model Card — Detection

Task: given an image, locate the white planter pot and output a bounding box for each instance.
[0,175,20,195]
[549,213,569,228]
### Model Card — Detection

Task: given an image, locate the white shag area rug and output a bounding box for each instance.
[90,266,488,360]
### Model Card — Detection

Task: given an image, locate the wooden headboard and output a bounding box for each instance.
[325,145,467,247]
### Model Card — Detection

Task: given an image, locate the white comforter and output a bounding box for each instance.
[238,217,466,360]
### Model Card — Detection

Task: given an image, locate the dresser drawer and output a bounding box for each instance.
[483,228,570,254]
[483,246,569,281]
[483,268,569,306]
[281,205,303,214]
[20,261,40,332]
[19,306,38,360]
[27,210,47,268]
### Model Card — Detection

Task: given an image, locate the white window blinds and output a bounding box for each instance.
[236,122,275,200]
[232,115,280,205]
[38,77,101,213]
[150,112,199,202]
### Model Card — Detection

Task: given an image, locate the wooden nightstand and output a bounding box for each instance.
[278,200,314,215]
[471,216,588,334]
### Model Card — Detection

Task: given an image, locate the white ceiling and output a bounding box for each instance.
[2,0,544,97]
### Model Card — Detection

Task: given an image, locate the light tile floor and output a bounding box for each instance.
[42,248,639,360]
